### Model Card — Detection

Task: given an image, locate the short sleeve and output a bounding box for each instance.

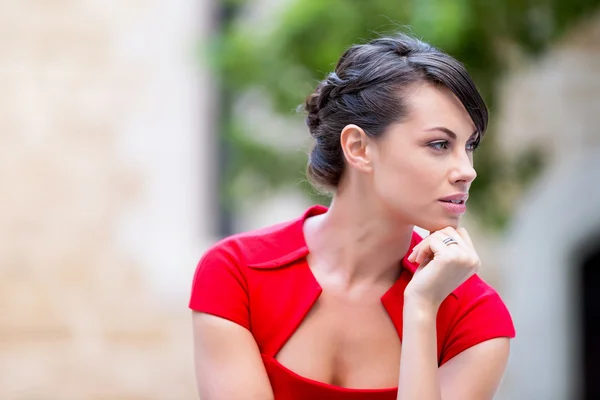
[439,281,515,365]
[188,244,250,330]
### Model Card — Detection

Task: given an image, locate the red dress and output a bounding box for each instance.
[189,205,516,400]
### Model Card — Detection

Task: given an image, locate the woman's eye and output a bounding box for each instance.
[466,140,480,152]
[429,141,449,150]
[429,140,480,152]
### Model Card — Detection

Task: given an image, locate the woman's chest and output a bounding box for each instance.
[273,290,402,389]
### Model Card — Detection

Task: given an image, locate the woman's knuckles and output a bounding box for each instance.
[436,252,480,272]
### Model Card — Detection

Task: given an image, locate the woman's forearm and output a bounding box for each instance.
[397,296,442,400]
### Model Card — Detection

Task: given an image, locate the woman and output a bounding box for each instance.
[189,33,515,400]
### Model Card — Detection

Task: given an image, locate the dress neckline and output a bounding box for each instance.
[263,355,398,393]
[253,204,421,392]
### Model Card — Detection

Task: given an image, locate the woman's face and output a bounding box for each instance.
[369,83,480,232]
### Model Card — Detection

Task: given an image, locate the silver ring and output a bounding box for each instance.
[443,237,459,246]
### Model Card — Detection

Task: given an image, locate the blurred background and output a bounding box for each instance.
[1,0,600,399]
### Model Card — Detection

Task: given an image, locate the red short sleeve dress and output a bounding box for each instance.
[189,205,516,400]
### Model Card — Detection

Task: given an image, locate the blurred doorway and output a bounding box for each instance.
[580,239,600,400]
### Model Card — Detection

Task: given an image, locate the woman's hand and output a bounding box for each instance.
[405,227,480,309]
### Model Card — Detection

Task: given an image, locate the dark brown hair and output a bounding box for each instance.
[302,32,488,193]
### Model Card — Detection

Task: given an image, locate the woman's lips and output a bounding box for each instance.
[439,200,467,214]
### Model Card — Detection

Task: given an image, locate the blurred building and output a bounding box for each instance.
[0,0,217,398]
[495,13,600,400]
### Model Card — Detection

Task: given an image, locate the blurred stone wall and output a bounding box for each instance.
[495,11,600,400]
[0,1,216,399]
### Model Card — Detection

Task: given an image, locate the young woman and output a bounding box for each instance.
[189,33,515,400]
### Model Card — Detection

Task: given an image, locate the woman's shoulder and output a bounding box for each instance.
[189,206,327,330]
[436,272,510,323]
[198,204,327,272]
[452,273,504,303]
[437,272,515,364]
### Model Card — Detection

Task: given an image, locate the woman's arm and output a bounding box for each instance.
[192,312,274,400]
[397,227,511,399]
[397,296,442,400]
[397,296,510,400]
[438,337,510,399]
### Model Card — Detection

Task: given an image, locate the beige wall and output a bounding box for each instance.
[0,1,216,398]
[494,12,600,400]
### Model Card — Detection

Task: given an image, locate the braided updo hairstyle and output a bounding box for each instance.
[302,33,488,193]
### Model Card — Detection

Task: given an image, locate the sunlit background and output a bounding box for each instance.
[1,0,600,399]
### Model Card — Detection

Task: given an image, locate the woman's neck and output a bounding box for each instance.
[303,193,414,288]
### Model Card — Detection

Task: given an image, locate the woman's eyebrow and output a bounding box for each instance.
[424,126,478,139]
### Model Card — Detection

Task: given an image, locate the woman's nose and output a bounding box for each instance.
[450,154,477,184]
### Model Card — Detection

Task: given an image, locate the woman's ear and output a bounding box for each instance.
[339,124,373,173]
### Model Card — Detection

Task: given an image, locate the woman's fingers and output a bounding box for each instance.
[411,236,435,265]
[404,226,481,306]
[408,247,426,264]
[438,227,469,249]
[407,227,470,265]
[408,227,474,264]
[429,231,454,251]
[407,245,419,263]
[410,232,447,265]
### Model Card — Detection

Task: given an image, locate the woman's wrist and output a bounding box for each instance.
[403,292,440,321]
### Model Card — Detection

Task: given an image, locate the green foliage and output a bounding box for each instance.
[212,0,599,230]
